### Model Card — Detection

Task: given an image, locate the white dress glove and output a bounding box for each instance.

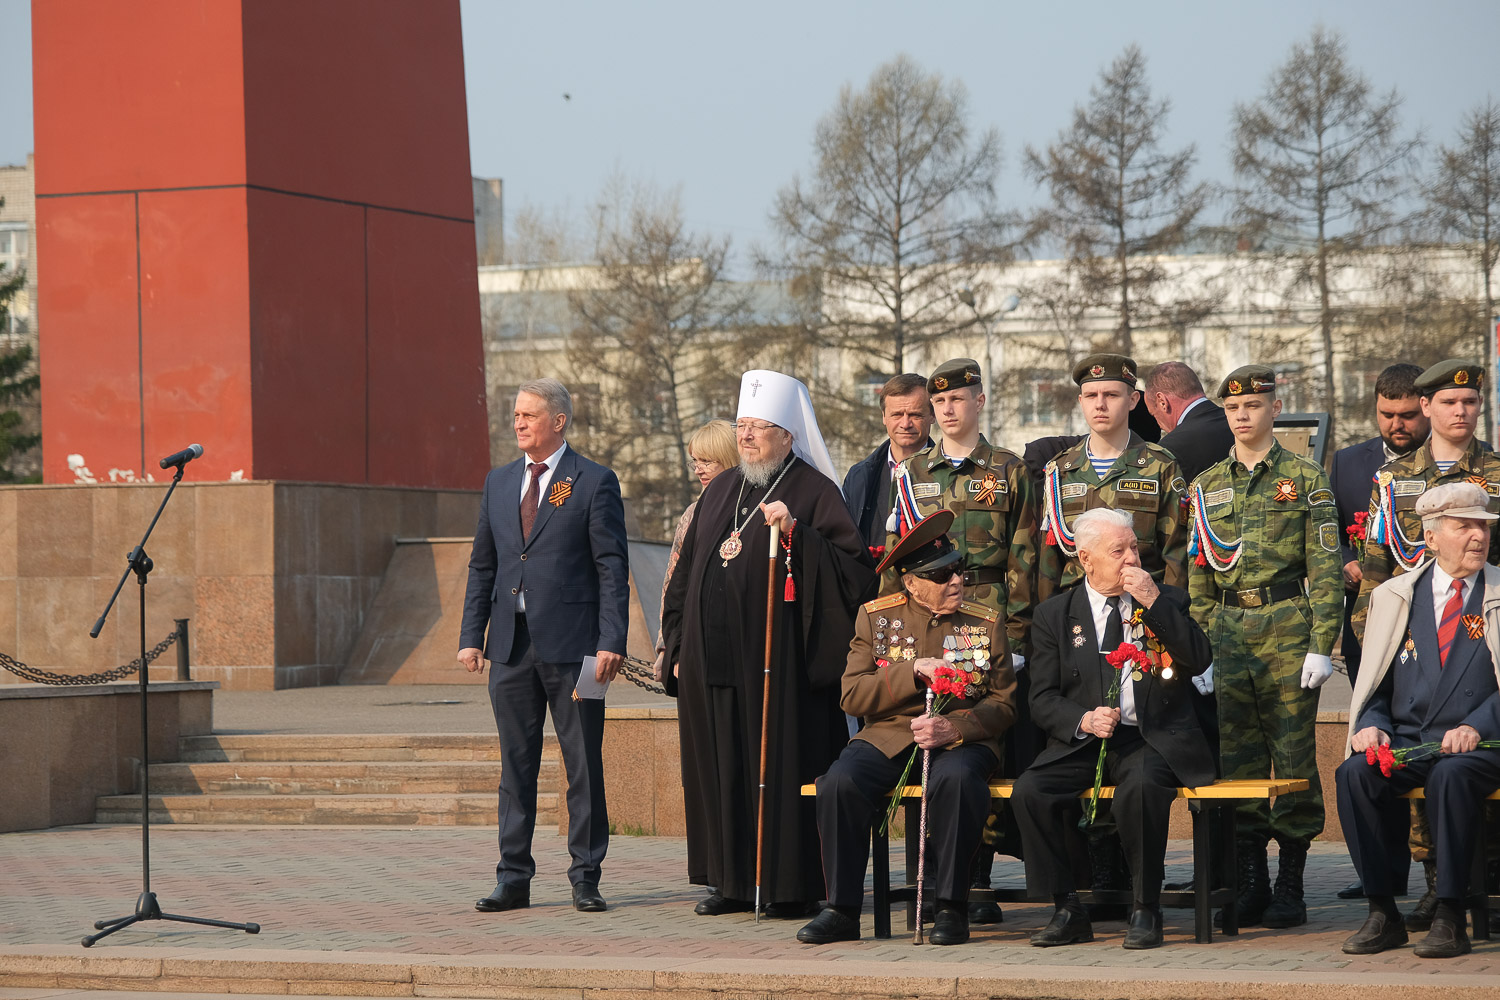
[1011,653,1026,673]
[1300,652,1334,690]
[1192,662,1214,696]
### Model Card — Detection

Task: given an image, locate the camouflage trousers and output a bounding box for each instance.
[1211,598,1324,849]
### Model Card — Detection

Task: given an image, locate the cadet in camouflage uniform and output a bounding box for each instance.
[1037,354,1189,602]
[886,357,1036,922]
[1350,359,1500,933]
[1034,353,1188,918]
[1186,364,1342,929]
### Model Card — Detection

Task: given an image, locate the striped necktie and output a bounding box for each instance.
[1437,579,1464,667]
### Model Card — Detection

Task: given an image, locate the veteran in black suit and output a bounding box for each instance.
[1014,506,1214,950]
[460,378,630,915]
[1329,363,1429,684]
[1337,482,1500,959]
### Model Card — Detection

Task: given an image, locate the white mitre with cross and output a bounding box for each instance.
[736,369,841,488]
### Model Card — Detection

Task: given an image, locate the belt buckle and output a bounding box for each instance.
[963,570,977,585]
[1238,589,1263,608]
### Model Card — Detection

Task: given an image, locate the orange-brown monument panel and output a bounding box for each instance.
[139,188,255,482]
[35,0,488,488]
[35,194,145,478]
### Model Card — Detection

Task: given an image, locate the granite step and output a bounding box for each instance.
[143,759,543,796]
[177,732,528,763]
[94,791,547,826]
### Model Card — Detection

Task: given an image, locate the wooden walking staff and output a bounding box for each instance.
[754,522,781,923]
[913,685,935,945]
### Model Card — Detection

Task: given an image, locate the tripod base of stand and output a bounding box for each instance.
[83,891,261,947]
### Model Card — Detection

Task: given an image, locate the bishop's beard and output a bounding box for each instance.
[741,452,789,488]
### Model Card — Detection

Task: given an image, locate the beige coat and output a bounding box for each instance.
[1345,562,1500,755]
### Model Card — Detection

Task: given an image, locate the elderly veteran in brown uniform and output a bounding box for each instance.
[798,509,1017,946]
[1337,482,1500,959]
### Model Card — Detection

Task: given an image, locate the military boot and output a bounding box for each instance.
[967,848,1004,924]
[1262,843,1308,928]
[1217,841,1270,928]
[1405,860,1439,932]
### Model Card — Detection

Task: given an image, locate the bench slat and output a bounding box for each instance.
[798,777,1311,799]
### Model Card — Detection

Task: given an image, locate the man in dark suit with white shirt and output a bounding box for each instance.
[1141,362,1233,486]
[459,377,630,915]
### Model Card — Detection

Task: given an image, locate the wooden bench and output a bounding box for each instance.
[802,776,1309,943]
[1398,787,1500,941]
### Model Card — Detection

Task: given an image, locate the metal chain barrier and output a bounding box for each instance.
[0,628,181,686]
[620,655,667,696]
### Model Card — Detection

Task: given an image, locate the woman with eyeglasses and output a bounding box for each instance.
[654,420,739,681]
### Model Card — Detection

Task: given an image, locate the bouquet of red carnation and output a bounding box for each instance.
[1366,738,1500,777]
[880,664,969,835]
[1347,510,1368,544]
[1082,642,1160,827]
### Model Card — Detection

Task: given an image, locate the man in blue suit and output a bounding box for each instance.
[460,378,629,914]
[1338,482,1500,958]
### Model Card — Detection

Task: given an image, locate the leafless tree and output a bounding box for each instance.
[1231,26,1421,437]
[1023,45,1219,358]
[1427,97,1500,426]
[766,54,1011,382]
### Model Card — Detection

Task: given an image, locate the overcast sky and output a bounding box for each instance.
[0,1,1496,270]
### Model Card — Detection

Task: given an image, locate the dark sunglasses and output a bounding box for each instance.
[910,563,960,583]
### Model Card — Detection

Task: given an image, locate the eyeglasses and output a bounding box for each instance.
[690,458,722,471]
[735,420,779,436]
[910,564,961,583]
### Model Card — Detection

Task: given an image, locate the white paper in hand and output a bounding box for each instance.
[573,655,610,701]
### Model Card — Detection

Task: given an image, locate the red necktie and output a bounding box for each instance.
[1437,579,1464,667]
[521,462,547,538]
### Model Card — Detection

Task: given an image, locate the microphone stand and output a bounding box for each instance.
[82,460,260,947]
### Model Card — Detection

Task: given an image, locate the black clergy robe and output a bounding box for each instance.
[663,454,877,903]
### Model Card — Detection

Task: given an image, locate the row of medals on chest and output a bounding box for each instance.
[875,614,991,673]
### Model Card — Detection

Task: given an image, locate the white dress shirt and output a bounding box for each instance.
[516,442,568,613]
[1083,581,1139,728]
[1176,395,1208,423]
[1429,563,1474,635]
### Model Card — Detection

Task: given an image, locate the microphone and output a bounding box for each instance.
[159,444,204,469]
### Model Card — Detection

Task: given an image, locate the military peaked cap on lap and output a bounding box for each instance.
[1216,364,1276,399]
[875,509,962,577]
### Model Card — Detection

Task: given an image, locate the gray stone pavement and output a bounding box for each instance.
[1,823,1495,975]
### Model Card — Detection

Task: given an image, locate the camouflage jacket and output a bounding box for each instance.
[1352,437,1500,642]
[1185,439,1343,655]
[1037,433,1188,601]
[885,435,1038,659]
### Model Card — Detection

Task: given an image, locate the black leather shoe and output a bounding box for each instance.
[968,899,1004,924]
[1122,906,1163,950]
[572,882,607,912]
[763,900,818,919]
[1414,914,1472,958]
[1030,904,1093,947]
[1337,879,1366,900]
[694,891,754,916]
[1342,911,1408,955]
[929,905,970,946]
[475,883,530,912]
[796,907,859,944]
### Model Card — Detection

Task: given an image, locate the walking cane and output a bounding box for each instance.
[913,685,934,944]
[754,523,781,924]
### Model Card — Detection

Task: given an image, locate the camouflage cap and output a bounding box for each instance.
[928,358,982,395]
[1217,364,1276,399]
[1414,481,1498,522]
[1071,353,1137,387]
[874,509,963,577]
[1415,359,1484,396]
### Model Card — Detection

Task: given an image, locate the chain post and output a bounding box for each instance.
[174,618,190,681]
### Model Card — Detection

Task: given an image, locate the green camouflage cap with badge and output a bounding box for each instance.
[1217,364,1276,399]
[1071,353,1137,387]
[1415,359,1484,396]
[928,357,982,395]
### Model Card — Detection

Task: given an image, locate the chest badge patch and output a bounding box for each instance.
[972,473,1002,504]
[547,481,572,507]
[1273,479,1298,502]
[1400,635,1415,664]
[1463,615,1485,641]
[912,482,941,499]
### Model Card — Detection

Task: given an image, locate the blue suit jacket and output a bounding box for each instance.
[460,445,630,665]
[1330,436,1385,569]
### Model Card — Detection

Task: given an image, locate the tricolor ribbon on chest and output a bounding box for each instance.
[1368,473,1427,572]
[1186,482,1244,570]
[885,464,924,536]
[1040,463,1077,556]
